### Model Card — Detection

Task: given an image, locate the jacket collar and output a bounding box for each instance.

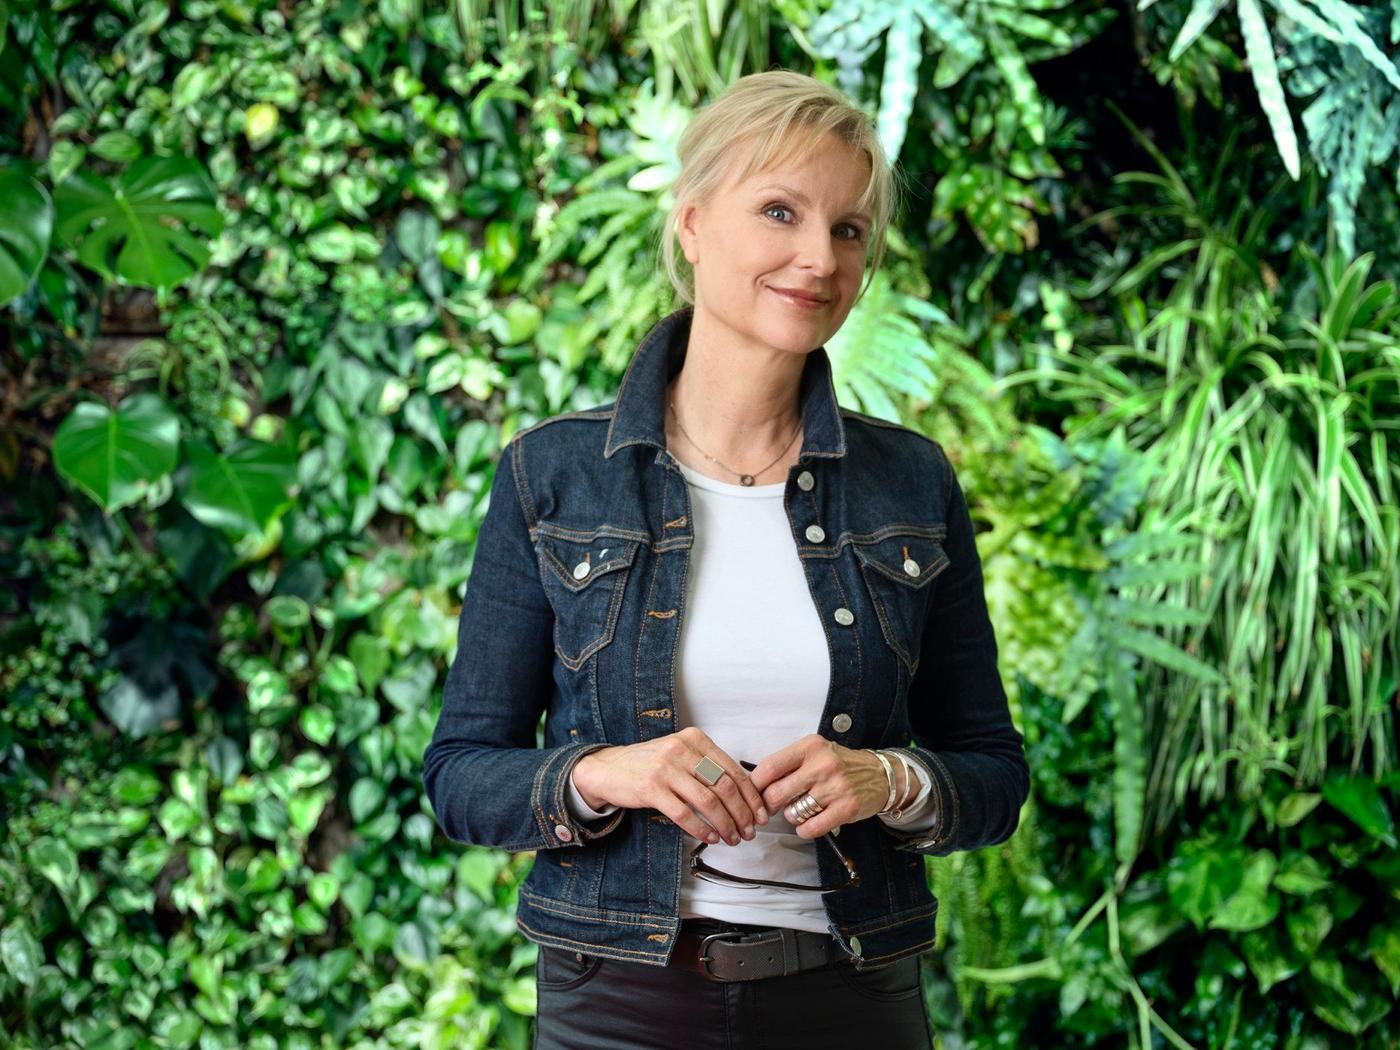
[603,304,848,461]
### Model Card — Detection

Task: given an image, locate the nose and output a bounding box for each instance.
[797,225,839,277]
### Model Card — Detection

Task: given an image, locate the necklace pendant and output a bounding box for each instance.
[740,474,754,486]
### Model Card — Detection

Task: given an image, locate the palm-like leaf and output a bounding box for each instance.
[53,155,224,292]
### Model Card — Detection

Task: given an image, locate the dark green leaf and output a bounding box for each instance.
[52,394,180,512]
[53,155,223,290]
[181,438,295,536]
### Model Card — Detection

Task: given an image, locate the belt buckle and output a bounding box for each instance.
[696,931,747,982]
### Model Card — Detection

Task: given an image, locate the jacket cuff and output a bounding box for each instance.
[532,742,626,847]
[877,746,958,854]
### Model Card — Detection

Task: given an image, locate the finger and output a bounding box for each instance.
[691,741,766,827]
[671,771,742,845]
[737,771,769,825]
[680,733,761,834]
[656,793,721,845]
[762,767,820,817]
[777,768,853,836]
[775,768,859,830]
[748,739,809,793]
[669,733,745,832]
[698,762,759,837]
[759,738,842,813]
[789,796,856,839]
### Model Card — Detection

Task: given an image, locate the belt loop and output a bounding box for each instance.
[778,927,799,976]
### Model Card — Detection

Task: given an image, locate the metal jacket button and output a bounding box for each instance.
[832,713,852,732]
[797,470,815,491]
[834,608,854,626]
[805,524,825,543]
[849,936,862,956]
[572,561,590,580]
[903,558,920,576]
[554,824,573,842]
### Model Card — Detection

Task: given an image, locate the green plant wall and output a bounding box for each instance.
[1,0,1397,1047]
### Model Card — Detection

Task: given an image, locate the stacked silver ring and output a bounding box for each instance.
[789,792,823,822]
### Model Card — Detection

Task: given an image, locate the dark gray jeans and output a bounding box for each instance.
[533,918,934,1050]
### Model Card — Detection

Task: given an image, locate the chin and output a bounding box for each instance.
[761,321,826,354]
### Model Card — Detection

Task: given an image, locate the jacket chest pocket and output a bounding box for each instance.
[535,529,641,671]
[851,526,950,677]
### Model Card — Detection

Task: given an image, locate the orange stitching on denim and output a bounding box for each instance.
[515,917,671,961]
[843,902,938,937]
[927,750,960,849]
[854,937,936,966]
[519,887,675,929]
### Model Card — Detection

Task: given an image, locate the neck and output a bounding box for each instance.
[665,309,807,478]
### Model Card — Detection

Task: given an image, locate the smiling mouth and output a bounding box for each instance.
[770,288,828,308]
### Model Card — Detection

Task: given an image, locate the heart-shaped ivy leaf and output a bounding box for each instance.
[181,437,296,536]
[51,394,181,512]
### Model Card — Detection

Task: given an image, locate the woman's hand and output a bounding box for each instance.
[749,735,911,838]
[571,728,770,846]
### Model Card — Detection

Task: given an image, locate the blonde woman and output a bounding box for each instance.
[424,68,1030,1049]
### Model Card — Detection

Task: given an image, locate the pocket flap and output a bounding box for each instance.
[536,532,640,592]
[852,530,950,589]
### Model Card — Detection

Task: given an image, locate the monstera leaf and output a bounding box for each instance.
[181,438,296,536]
[52,394,181,512]
[52,155,223,291]
[0,169,53,304]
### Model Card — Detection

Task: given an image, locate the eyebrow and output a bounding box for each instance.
[756,183,871,225]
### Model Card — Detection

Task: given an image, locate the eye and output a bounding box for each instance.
[762,203,866,243]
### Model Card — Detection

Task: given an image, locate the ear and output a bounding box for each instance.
[676,201,700,267]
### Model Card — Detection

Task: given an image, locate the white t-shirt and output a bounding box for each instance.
[565,459,938,934]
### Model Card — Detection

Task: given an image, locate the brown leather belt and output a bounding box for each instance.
[670,921,848,982]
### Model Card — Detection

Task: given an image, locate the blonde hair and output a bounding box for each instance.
[659,69,901,307]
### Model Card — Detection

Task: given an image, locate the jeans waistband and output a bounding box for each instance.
[680,916,834,939]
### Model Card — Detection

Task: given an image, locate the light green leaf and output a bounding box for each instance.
[1237,0,1300,179]
[0,923,43,987]
[1166,0,1231,60]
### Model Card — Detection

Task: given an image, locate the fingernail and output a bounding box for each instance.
[756,808,768,823]
[742,826,754,839]
[708,832,720,844]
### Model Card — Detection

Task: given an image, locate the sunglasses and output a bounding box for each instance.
[686,760,860,894]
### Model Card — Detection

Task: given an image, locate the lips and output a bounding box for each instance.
[770,287,829,304]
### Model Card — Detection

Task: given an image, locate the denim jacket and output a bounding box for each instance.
[423,305,1030,970]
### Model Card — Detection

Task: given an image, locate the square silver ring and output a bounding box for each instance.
[693,755,725,786]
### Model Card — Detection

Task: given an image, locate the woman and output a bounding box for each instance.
[424,69,1030,1049]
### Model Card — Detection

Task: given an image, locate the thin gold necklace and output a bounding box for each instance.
[667,394,804,486]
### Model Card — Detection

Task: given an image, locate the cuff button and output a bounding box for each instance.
[554,824,574,842]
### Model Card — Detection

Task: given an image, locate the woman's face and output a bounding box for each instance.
[677,129,872,356]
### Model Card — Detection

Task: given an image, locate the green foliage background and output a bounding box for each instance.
[1,0,1398,1047]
